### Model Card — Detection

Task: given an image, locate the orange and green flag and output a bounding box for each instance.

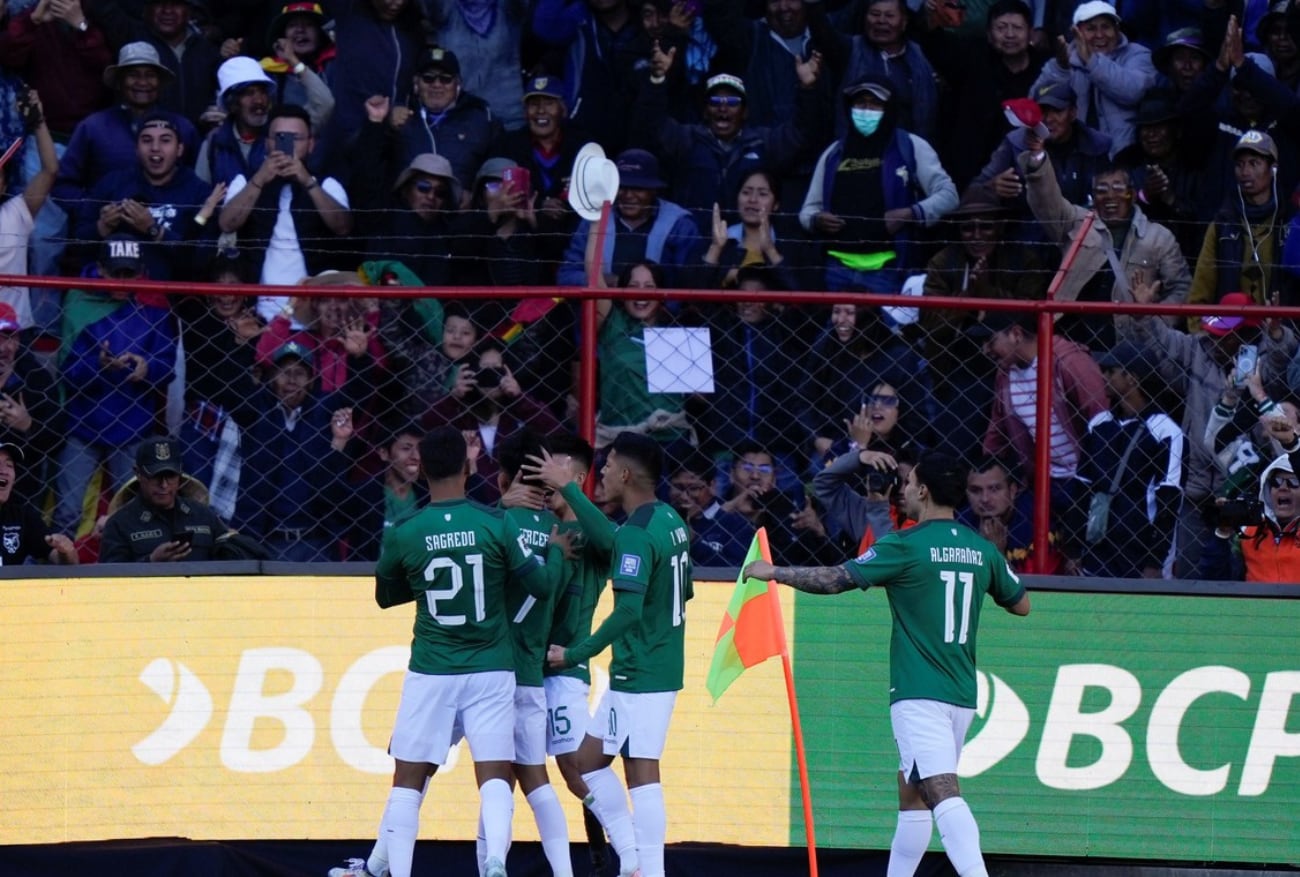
[706,528,786,701]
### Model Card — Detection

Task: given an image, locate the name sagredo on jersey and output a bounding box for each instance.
[929,546,985,566]
[425,531,477,550]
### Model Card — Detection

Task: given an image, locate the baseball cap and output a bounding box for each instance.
[1154,27,1210,70]
[0,442,24,464]
[615,148,666,190]
[1095,340,1157,374]
[1072,0,1119,25]
[843,75,892,104]
[136,437,182,476]
[1034,81,1075,110]
[417,47,460,76]
[705,73,746,97]
[271,339,314,368]
[0,303,20,333]
[1233,129,1278,163]
[523,74,565,101]
[101,235,144,275]
[1202,292,1261,336]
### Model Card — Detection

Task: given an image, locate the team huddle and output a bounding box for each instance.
[331,430,1025,877]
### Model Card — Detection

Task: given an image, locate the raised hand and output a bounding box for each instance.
[710,201,727,250]
[1129,268,1162,304]
[1072,25,1091,64]
[795,49,823,87]
[365,94,390,124]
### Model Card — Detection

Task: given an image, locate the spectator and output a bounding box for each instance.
[99,436,233,562]
[531,0,654,157]
[800,75,957,294]
[91,0,221,127]
[386,47,501,195]
[558,149,704,289]
[920,183,1049,458]
[55,236,176,539]
[331,419,426,562]
[977,82,1111,220]
[1206,357,1296,503]
[0,87,58,331]
[812,444,909,552]
[697,168,821,292]
[212,339,359,562]
[979,309,1108,516]
[1030,0,1156,156]
[589,261,691,450]
[0,441,76,564]
[353,145,458,285]
[420,0,529,130]
[449,158,547,314]
[378,299,479,423]
[0,302,62,501]
[667,448,753,568]
[76,112,214,280]
[1152,27,1210,97]
[259,1,337,128]
[913,0,1049,188]
[723,441,840,565]
[52,42,199,223]
[822,0,939,144]
[1065,340,1185,578]
[195,57,277,186]
[1126,90,1209,266]
[1122,287,1297,577]
[1257,0,1300,91]
[219,104,353,321]
[1193,131,1293,320]
[1199,444,1300,581]
[1020,151,1191,351]
[630,54,827,221]
[957,456,1060,574]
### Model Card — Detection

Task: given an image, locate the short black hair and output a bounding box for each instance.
[497,429,549,484]
[268,103,312,132]
[914,450,968,509]
[731,440,772,463]
[670,448,715,480]
[549,433,595,472]
[443,300,473,324]
[380,419,425,451]
[969,455,1021,487]
[617,260,665,289]
[735,265,784,292]
[987,0,1032,26]
[419,426,467,480]
[610,432,663,483]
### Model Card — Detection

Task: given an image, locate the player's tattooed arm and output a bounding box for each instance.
[770,565,854,595]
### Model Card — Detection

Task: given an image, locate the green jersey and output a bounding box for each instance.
[843,519,1025,708]
[544,483,618,684]
[376,498,545,676]
[504,506,562,687]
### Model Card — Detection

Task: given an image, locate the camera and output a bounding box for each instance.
[475,366,504,389]
[866,468,901,495]
[1218,495,1264,529]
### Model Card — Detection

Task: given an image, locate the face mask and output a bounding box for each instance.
[851,107,884,137]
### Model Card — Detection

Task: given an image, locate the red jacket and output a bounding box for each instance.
[0,12,113,138]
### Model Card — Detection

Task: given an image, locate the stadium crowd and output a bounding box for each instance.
[0,0,1298,581]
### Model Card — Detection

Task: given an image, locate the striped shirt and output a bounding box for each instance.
[1008,359,1079,478]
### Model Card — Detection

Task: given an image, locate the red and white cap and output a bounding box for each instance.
[0,303,20,333]
[1002,98,1050,139]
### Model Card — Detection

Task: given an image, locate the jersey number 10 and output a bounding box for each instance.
[940,570,974,645]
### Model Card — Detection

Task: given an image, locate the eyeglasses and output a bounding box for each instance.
[420,72,456,85]
[670,481,710,494]
[415,179,450,199]
[867,394,900,407]
[709,95,743,108]
[1092,183,1130,195]
[1268,475,1300,489]
[738,462,774,475]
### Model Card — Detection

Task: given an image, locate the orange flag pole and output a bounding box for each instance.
[757,528,819,877]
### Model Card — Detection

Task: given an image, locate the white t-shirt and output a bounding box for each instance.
[0,196,34,329]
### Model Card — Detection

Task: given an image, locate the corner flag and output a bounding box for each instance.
[705,528,787,701]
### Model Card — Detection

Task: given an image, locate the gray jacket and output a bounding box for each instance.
[812,451,896,548]
[1030,35,1156,157]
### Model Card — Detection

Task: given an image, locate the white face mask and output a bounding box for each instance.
[851,107,884,137]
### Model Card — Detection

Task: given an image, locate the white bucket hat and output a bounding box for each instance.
[217,56,276,105]
[567,142,620,222]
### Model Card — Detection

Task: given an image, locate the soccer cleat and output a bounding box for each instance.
[484,856,508,877]
[326,858,386,877]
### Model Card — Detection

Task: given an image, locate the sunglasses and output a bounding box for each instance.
[414,179,450,199]
[709,95,743,108]
[420,72,456,85]
[1269,475,1300,489]
[738,462,774,475]
[867,394,900,407]
[1092,183,1130,195]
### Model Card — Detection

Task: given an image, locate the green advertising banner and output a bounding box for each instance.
[791,588,1300,863]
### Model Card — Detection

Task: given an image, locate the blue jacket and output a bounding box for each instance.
[62,297,175,447]
[688,501,754,568]
[203,118,268,188]
[53,106,198,212]
[557,198,703,287]
[76,165,212,279]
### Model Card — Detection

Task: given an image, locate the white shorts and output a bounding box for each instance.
[591,689,677,760]
[543,675,592,756]
[390,669,516,765]
[891,698,975,782]
[514,684,548,766]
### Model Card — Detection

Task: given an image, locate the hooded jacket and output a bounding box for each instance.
[1199,451,1300,581]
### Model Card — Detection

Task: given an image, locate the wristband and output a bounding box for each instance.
[304,176,319,191]
[292,61,306,75]
[193,214,208,227]
[77,19,88,31]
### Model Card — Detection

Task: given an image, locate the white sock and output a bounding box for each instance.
[581,767,638,875]
[476,812,486,876]
[381,787,423,877]
[886,810,933,877]
[480,777,515,863]
[933,797,988,877]
[527,784,574,877]
[369,778,427,877]
[629,783,666,877]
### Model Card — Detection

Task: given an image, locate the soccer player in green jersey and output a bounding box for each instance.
[344,427,561,877]
[745,451,1030,877]
[544,432,693,877]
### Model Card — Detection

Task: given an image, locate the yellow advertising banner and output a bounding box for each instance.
[0,576,793,846]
